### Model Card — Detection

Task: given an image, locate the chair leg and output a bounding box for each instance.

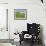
[20,41,21,45]
[30,39,34,46]
[30,41,34,46]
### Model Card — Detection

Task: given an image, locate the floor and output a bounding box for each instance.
[19,41,43,46]
[0,43,14,46]
[0,41,43,46]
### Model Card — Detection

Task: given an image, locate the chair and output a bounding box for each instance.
[19,23,40,46]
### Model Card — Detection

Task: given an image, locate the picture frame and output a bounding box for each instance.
[14,9,27,20]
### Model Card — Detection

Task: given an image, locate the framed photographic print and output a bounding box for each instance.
[14,9,27,20]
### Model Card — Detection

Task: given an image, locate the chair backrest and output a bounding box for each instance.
[27,23,40,35]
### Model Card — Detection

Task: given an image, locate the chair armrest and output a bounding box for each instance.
[22,31,28,35]
[19,31,28,41]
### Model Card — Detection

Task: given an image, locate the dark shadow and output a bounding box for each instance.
[40,25,45,46]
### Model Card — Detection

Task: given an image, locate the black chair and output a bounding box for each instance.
[27,23,40,43]
[19,23,40,45]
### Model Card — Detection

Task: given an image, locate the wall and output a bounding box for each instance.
[0,4,9,39]
[0,0,46,46]
[8,0,43,36]
[0,0,14,46]
[8,0,46,45]
[0,0,8,3]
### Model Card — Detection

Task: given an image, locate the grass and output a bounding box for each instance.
[16,12,25,18]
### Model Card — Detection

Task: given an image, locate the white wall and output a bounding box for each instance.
[8,0,43,36]
[0,4,9,39]
[0,0,8,3]
[0,0,46,46]
[0,1,13,46]
[8,0,46,45]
